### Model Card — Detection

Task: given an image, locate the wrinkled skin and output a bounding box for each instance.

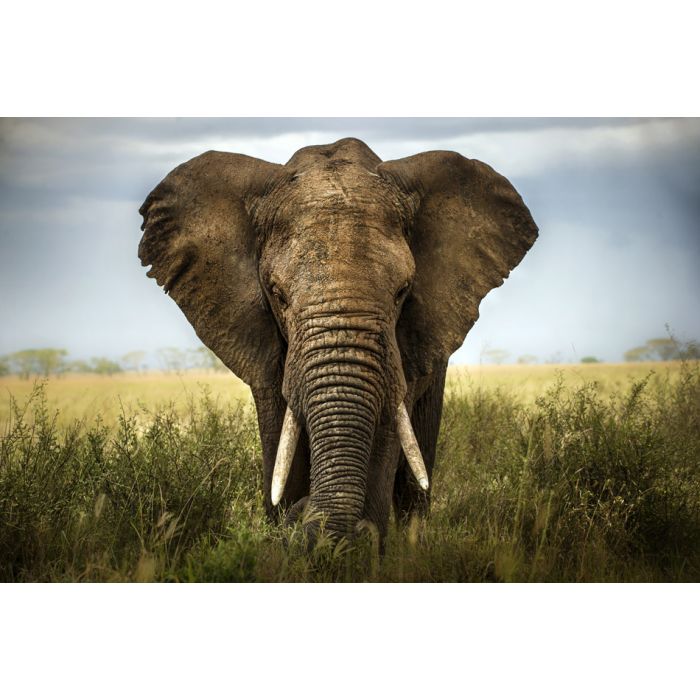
[138,138,538,545]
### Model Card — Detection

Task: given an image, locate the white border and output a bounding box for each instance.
[1,1,697,697]
[2,1,699,116]
[1,583,698,698]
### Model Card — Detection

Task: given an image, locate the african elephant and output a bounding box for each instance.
[138,137,538,544]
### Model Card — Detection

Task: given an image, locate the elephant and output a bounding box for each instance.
[138,137,538,545]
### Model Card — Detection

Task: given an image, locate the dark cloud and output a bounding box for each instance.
[0,117,686,205]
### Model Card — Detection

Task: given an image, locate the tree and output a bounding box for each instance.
[482,348,510,365]
[580,356,602,364]
[0,356,8,377]
[6,348,68,378]
[624,346,650,363]
[645,338,679,361]
[157,347,187,372]
[121,351,146,373]
[517,354,538,365]
[35,348,68,376]
[624,336,699,362]
[90,357,123,375]
[69,359,92,373]
[8,350,39,379]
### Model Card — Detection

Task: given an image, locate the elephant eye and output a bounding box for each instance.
[271,285,288,309]
[395,281,410,304]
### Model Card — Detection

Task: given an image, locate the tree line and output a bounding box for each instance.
[2,336,698,377]
[0,347,228,378]
[623,337,700,363]
[481,336,699,366]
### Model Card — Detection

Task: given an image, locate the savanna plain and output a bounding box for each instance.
[1,361,698,582]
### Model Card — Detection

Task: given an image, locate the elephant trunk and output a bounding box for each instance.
[291,312,386,538]
[271,306,430,541]
[304,380,379,535]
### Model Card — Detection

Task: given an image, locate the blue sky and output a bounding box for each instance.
[1,117,698,366]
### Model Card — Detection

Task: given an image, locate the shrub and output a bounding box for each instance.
[1,365,698,582]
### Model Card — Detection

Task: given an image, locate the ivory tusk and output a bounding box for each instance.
[396,401,430,491]
[271,406,302,507]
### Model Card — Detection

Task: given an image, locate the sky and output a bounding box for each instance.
[0,117,699,366]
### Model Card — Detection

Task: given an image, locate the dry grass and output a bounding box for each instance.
[1,361,698,582]
[0,361,682,427]
[0,371,251,427]
[447,361,685,403]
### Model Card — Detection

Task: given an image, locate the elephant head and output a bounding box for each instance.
[138,138,537,541]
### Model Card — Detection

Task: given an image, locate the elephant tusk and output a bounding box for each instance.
[396,401,430,491]
[271,406,302,507]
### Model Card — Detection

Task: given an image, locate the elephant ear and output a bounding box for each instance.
[139,150,284,388]
[378,151,538,380]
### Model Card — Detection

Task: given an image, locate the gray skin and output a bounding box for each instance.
[138,138,538,544]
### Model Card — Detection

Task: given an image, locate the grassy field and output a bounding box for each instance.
[447,361,683,402]
[0,371,252,427]
[0,361,698,582]
[0,361,678,425]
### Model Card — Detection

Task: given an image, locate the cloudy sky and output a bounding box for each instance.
[1,117,698,366]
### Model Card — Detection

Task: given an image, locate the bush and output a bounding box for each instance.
[0,384,260,581]
[1,365,699,582]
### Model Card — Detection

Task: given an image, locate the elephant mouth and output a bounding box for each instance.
[271,401,429,536]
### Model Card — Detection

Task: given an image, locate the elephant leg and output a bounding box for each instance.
[252,386,310,522]
[392,365,447,524]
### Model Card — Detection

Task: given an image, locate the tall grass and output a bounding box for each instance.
[1,364,698,582]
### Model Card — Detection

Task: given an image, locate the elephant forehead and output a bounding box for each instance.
[266,222,415,293]
[272,168,408,233]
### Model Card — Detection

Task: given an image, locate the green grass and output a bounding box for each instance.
[1,362,698,582]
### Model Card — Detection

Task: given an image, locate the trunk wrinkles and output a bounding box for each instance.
[293,307,387,535]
